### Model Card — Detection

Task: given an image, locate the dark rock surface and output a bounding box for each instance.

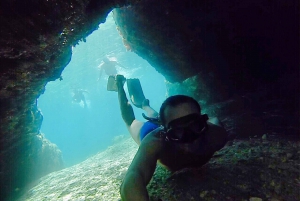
[148,138,300,201]
[0,0,299,200]
[113,0,299,87]
[113,0,299,142]
[166,75,299,140]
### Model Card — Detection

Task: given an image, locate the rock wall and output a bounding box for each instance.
[0,0,138,200]
[113,0,299,96]
[113,0,299,139]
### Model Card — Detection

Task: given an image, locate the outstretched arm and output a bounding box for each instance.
[120,134,161,201]
[98,65,104,80]
[116,61,128,69]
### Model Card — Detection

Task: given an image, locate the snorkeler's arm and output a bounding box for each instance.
[98,64,104,80]
[116,61,128,69]
[120,137,161,201]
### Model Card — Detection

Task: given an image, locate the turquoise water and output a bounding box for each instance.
[37,12,166,167]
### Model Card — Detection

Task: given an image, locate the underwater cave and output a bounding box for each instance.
[37,12,166,167]
[0,0,299,200]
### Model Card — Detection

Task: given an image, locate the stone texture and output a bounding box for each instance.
[0,0,136,200]
[113,0,299,87]
[18,136,300,201]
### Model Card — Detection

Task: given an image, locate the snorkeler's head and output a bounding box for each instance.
[159,95,201,127]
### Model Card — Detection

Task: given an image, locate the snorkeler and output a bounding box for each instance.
[111,75,228,201]
[98,56,127,80]
[72,89,88,108]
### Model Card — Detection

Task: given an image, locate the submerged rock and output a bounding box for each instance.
[19,136,300,201]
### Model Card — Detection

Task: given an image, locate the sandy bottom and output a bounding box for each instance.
[18,135,300,201]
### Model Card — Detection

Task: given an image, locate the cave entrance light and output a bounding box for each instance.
[37,11,167,167]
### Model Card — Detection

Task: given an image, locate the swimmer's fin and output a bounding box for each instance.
[107,75,126,91]
[127,78,146,108]
[107,76,118,91]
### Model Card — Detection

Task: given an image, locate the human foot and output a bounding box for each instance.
[116,74,126,89]
[142,99,150,108]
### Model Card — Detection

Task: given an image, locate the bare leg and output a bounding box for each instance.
[116,75,144,144]
[141,99,158,118]
[117,75,135,127]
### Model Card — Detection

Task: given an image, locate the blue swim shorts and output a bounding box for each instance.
[140,121,159,141]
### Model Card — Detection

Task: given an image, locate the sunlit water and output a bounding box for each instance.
[38,12,166,167]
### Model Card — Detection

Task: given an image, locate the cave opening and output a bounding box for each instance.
[37,11,167,167]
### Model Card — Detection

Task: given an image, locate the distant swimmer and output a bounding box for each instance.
[72,89,88,108]
[98,56,127,80]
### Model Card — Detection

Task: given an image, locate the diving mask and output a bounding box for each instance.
[164,113,208,143]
